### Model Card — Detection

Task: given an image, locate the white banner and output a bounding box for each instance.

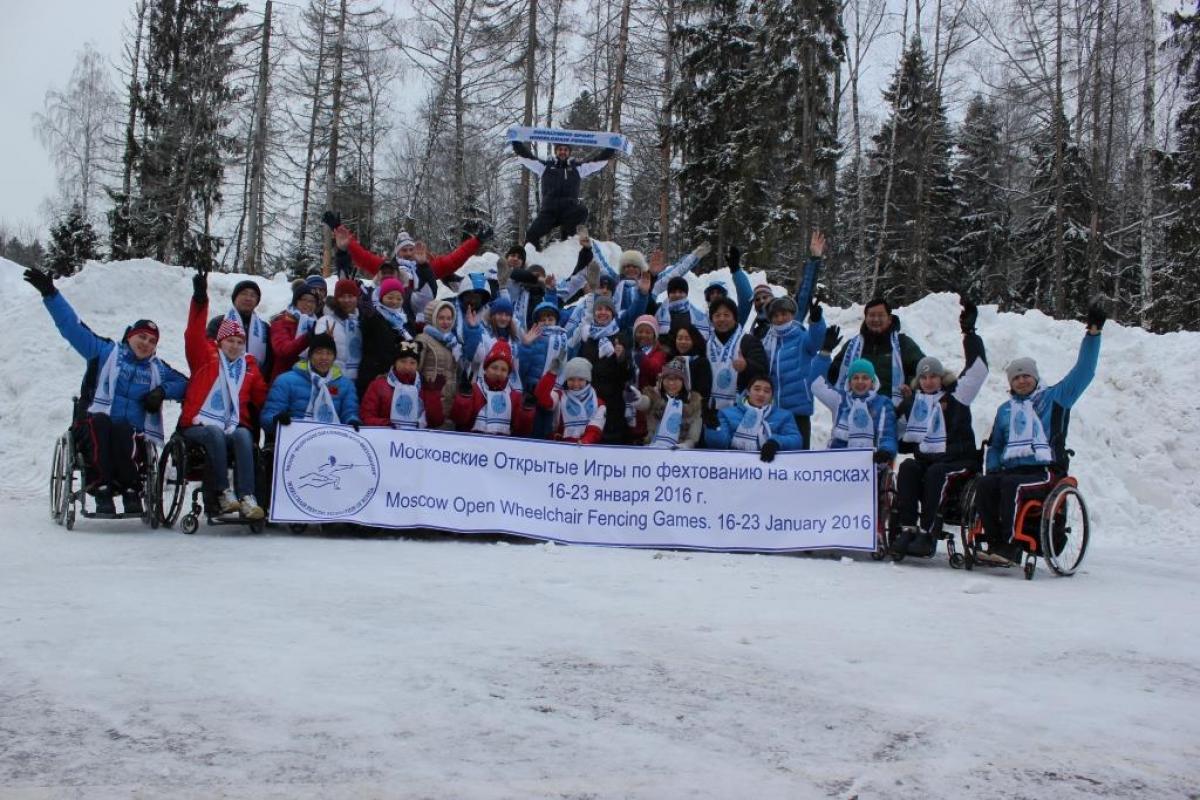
[506,125,633,155]
[270,422,877,553]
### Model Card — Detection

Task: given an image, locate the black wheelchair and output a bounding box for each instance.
[875,459,970,568]
[153,429,272,534]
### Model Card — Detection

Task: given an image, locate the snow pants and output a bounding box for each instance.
[896,457,976,532]
[183,425,257,498]
[973,466,1060,545]
[526,203,589,248]
[76,413,140,493]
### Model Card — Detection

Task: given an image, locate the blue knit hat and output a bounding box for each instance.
[304,274,327,293]
[532,301,561,324]
[489,296,514,316]
[848,358,876,381]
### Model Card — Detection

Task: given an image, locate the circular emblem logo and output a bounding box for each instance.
[490,393,507,413]
[209,392,225,411]
[666,413,682,434]
[852,408,871,428]
[913,401,927,421]
[566,398,581,416]
[718,370,733,389]
[395,395,414,417]
[1015,410,1027,429]
[282,427,380,519]
[350,338,363,359]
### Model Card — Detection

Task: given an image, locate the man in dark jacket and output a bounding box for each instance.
[512,141,616,249]
[206,279,272,377]
[827,298,925,407]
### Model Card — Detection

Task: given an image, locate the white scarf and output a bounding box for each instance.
[197,351,246,434]
[540,325,568,377]
[1003,394,1052,463]
[373,299,411,339]
[903,391,947,454]
[732,403,772,452]
[835,392,878,449]
[387,371,424,430]
[88,344,164,445]
[651,395,685,448]
[288,307,318,339]
[305,369,340,424]
[225,307,269,364]
[473,379,514,435]
[762,319,802,392]
[838,331,905,408]
[586,319,620,359]
[561,385,598,440]
[707,328,743,409]
[424,325,463,363]
[320,311,362,378]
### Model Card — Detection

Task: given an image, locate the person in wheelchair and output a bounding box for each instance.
[810,341,898,464]
[25,268,187,516]
[182,270,270,519]
[973,303,1105,566]
[892,297,988,557]
[261,333,362,433]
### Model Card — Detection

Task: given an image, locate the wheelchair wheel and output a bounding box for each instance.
[156,436,190,529]
[181,513,199,535]
[959,480,983,571]
[872,466,896,561]
[49,433,71,524]
[142,441,160,529]
[1040,483,1089,576]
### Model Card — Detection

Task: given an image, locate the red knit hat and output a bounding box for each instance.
[216,317,246,342]
[483,339,514,371]
[334,278,359,298]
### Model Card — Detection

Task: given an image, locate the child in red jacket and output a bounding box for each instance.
[450,341,532,435]
[361,340,427,429]
[535,356,606,444]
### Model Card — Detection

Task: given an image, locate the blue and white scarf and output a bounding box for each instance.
[287,307,318,339]
[540,325,568,378]
[424,324,463,362]
[317,312,362,379]
[651,395,685,448]
[762,319,801,391]
[373,299,411,340]
[304,369,340,424]
[561,385,599,440]
[837,331,904,408]
[225,307,269,364]
[473,379,514,434]
[197,351,246,434]
[387,371,424,430]
[586,319,620,359]
[707,328,744,409]
[835,392,879,449]
[88,345,164,445]
[732,403,772,452]
[1004,394,1052,463]
[903,391,947,454]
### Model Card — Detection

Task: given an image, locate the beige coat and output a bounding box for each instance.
[637,387,703,448]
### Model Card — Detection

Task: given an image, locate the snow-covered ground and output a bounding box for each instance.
[1,251,1199,798]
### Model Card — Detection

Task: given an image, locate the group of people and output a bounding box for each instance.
[26,204,1106,562]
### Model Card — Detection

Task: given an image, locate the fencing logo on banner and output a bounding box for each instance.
[282,427,380,518]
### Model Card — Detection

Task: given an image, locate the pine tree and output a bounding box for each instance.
[1160,3,1200,331]
[44,205,100,277]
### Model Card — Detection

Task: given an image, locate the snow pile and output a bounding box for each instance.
[2,253,1197,551]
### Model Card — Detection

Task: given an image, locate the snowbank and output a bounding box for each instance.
[2,253,1196,550]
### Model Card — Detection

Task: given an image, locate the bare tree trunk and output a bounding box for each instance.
[452,0,468,224]
[299,0,330,254]
[322,0,348,277]
[1139,0,1155,324]
[1052,0,1066,315]
[244,0,272,274]
[117,0,148,255]
[598,0,632,237]
[869,0,910,301]
[518,0,538,240]
[657,0,676,253]
[1085,0,1105,289]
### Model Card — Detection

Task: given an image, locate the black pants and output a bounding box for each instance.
[793,414,811,451]
[526,203,589,248]
[76,413,139,493]
[897,457,976,532]
[974,466,1059,544]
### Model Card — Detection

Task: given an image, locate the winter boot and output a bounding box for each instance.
[218,489,241,514]
[240,495,265,521]
[94,489,117,516]
[122,491,143,516]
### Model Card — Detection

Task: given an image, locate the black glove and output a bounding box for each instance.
[142,387,166,413]
[192,271,208,304]
[873,450,893,464]
[1085,301,1108,332]
[760,439,780,463]
[809,299,822,324]
[821,324,842,353]
[322,210,342,230]
[23,268,56,298]
[457,366,474,395]
[276,411,292,427]
[350,420,361,432]
[474,223,494,243]
[727,246,742,273]
[959,295,978,334]
[701,406,719,429]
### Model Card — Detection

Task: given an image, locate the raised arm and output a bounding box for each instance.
[511,141,546,176]
[43,291,107,362]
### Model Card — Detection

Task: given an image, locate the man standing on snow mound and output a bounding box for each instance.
[512,140,617,249]
[205,277,272,378]
[971,302,1106,567]
[25,268,188,517]
[827,296,926,408]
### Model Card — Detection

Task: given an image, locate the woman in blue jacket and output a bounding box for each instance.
[704,373,803,461]
[261,333,362,434]
[26,268,187,516]
[972,304,1105,565]
[809,345,898,461]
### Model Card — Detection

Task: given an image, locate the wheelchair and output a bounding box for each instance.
[871,461,898,560]
[48,410,160,531]
[959,472,1090,580]
[153,429,271,534]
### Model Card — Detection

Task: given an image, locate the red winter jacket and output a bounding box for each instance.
[450,382,532,435]
[534,372,605,444]
[269,311,312,381]
[347,233,483,280]
[361,371,424,427]
[182,299,269,430]
[636,344,669,390]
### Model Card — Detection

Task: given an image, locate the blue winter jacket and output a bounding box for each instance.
[763,317,827,416]
[704,398,804,451]
[809,353,898,455]
[985,332,1101,473]
[261,360,361,430]
[45,292,187,429]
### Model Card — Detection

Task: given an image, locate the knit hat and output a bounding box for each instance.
[768,296,798,317]
[376,259,399,275]
[916,356,947,379]
[505,245,527,263]
[231,279,261,305]
[291,283,318,307]
[1006,357,1039,384]
[484,339,514,371]
[848,358,876,381]
[593,296,617,317]
[704,280,728,300]
[667,276,689,295]
[489,296,514,316]
[633,314,658,338]
[598,273,617,291]
[125,319,160,343]
[753,284,775,301]
[660,357,688,386]
[334,278,359,298]
[563,357,592,383]
[393,230,416,253]
[378,277,406,300]
[309,332,337,356]
[708,296,738,319]
[620,250,648,271]
[395,339,423,362]
[304,274,328,294]
[532,301,561,324]
[216,317,246,343]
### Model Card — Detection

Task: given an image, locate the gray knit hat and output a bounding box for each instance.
[916,356,946,378]
[1006,357,1039,383]
[767,296,798,317]
[563,357,593,383]
[593,296,617,316]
